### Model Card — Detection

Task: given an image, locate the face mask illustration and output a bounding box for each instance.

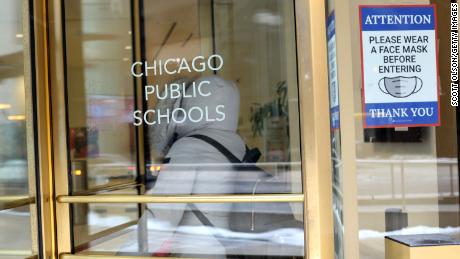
[378,76,423,98]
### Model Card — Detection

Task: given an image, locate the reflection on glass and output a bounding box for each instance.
[76,202,304,258]
[0,206,35,258]
[143,0,301,192]
[65,0,304,257]
[138,0,303,257]
[0,0,28,196]
[64,0,137,192]
[63,0,141,254]
[72,189,139,250]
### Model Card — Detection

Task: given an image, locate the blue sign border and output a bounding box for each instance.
[359,5,441,128]
[327,11,340,130]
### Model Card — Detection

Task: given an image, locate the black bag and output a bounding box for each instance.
[188,134,303,233]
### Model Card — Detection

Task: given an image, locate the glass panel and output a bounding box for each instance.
[139,0,304,256]
[0,206,35,258]
[0,0,28,197]
[64,0,137,193]
[0,0,40,258]
[142,0,301,194]
[63,0,140,253]
[74,202,304,258]
[63,0,304,257]
[72,188,139,251]
[328,0,460,258]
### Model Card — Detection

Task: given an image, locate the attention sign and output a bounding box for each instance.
[359,5,440,128]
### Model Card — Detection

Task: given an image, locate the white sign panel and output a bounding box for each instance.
[360,5,440,128]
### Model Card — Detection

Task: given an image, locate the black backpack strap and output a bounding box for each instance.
[186,134,241,233]
[188,203,215,228]
[188,134,242,164]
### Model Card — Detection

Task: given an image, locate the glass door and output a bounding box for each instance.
[45,0,334,258]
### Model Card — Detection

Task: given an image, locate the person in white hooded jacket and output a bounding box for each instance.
[145,75,245,256]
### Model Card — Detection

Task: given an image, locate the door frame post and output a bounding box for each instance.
[296,0,334,258]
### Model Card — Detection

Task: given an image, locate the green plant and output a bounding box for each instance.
[249,81,288,137]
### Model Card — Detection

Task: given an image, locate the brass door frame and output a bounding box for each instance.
[32,0,334,259]
[32,0,57,258]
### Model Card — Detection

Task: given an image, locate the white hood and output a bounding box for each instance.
[176,75,240,137]
[150,75,240,156]
[150,78,192,156]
